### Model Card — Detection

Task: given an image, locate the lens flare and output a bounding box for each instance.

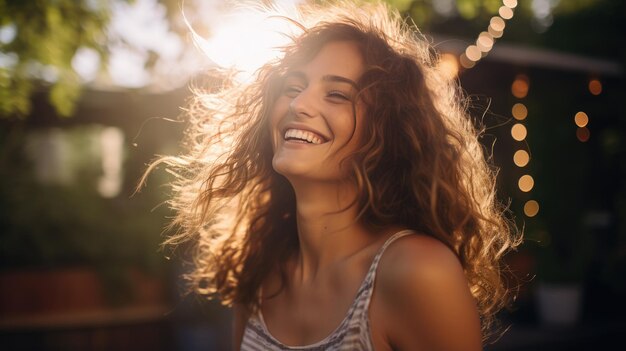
[188,4,301,82]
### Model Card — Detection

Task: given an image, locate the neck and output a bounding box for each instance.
[287,178,375,284]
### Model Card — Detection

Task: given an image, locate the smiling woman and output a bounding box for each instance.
[271,41,364,181]
[142,1,521,350]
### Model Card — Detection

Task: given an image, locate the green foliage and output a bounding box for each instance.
[385,0,413,12]
[456,0,478,19]
[0,125,171,276]
[0,0,110,118]
[1,0,619,119]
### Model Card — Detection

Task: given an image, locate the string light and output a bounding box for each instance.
[518,175,534,192]
[499,6,514,19]
[511,74,529,98]
[512,103,528,120]
[488,26,503,38]
[524,200,539,217]
[588,78,602,95]
[489,16,506,32]
[503,0,518,8]
[513,150,530,167]
[476,32,494,52]
[465,45,482,61]
[459,1,516,68]
[574,111,589,127]
[459,53,476,69]
[577,127,590,142]
[511,123,527,141]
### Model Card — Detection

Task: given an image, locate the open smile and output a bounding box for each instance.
[283,128,329,145]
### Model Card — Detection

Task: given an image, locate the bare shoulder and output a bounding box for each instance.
[232,303,251,351]
[378,233,465,284]
[374,233,483,351]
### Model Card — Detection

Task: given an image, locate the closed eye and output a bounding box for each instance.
[327,90,350,102]
[284,85,302,98]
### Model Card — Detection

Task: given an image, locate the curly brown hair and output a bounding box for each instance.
[143,0,521,341]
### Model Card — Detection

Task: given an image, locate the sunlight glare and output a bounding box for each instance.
[72,47,101,82]
[190,3,302,82]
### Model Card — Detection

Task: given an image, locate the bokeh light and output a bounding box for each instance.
[438,53,459,79]
[503,0,518,8]
[489,16,506,32]
[511,123,527,141]
[488,26,503,38]
[518,175,534,192]
[574,111,589,127]
[589,78,602,95]
[499,6,514,20]
[459,53,476,68]
[511,74,529,98]
[477,32,494,52]
[577,127,590,142]
[524,200,540,217]
[513,149,530,167]
[465,45,482,61]
[512,103,528,120]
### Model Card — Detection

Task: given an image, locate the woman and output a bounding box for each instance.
[150,1,520,350]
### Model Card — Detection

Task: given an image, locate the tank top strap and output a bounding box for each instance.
[241,229,417,350]
[352,229,416,319]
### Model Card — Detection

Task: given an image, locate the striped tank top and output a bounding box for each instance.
[240,229,415,351]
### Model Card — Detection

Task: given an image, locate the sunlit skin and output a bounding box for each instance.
[234,41,483,351]
[270,41,364,184]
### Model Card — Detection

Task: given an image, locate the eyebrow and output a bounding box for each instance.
[323,75,358,89]
[284,71,358,89]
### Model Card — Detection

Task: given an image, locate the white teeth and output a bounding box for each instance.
[283,128,324,144]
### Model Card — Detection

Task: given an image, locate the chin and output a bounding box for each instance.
[272,157,310,178]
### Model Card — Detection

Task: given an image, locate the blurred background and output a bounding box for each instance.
[0,0,624,350]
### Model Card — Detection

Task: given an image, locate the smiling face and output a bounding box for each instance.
[270,40,365,183]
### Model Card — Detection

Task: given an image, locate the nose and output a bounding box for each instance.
[288,87,318,118]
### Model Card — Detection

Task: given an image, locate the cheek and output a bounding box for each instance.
[332,106,363,148]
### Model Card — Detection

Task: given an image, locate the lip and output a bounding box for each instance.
[280,123,331,144]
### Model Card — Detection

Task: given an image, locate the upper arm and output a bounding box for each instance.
[232,303,250,351]
[378,235,483,351]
